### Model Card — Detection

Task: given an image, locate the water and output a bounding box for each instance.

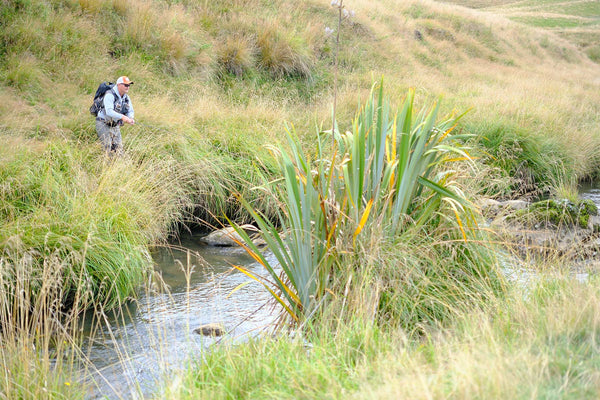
[579,182,600,204]
[500,183,600,288]
[81,233,279,399]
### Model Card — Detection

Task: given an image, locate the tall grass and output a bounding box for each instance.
[0,128,279,397]
[215,35,256,78]
[0,241,91,398]
[0,119,281,317]
[257,23,314,79]
[0,0,599,397]
[2,0,598,188]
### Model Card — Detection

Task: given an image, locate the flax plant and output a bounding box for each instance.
[234,82,479,327]
[338,82,476,238]
[232,129,335,324]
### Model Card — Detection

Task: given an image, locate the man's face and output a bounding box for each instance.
[118,83,130,96]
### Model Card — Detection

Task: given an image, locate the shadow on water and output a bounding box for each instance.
[81,232,279,399]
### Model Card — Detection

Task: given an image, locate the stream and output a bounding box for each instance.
[81,184,600,399]
[580,182,600,204]
[82,234,279,399]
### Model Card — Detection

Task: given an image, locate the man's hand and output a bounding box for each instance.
[122,116,135,125]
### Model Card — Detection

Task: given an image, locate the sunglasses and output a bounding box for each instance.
[120,83,130,87]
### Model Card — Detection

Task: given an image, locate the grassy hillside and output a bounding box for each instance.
[446,0,600,62]
[1,0,599,182]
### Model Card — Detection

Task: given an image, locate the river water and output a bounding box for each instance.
[81,185,600,399]
[82,233,279,399]
[580,182,600,204]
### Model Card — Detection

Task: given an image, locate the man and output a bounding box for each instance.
[95,76,135,155]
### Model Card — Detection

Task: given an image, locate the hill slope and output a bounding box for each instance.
[1,0,599,182]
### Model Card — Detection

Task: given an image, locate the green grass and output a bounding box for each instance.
[510,16,584,29]
[232,83,496,327]
[550,2,600,18]
[169,324,379,399]
[465,118,571,198]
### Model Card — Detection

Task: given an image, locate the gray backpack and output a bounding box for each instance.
[89,82,115,116]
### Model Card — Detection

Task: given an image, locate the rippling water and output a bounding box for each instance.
[580,183,600,204]
[81,233,279,399]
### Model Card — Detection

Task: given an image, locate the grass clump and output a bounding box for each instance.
[257,23,314,79]
[215,34,256,78]
[3,53,45,96]
[467,119,570,198]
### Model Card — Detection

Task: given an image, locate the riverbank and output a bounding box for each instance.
[1,0,600,398]
[1,0,599,308]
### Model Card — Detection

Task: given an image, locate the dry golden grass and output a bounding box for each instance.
[332,0,600,175]
[123,0,155,47]
[215,35,256,77]
[2,0,599,173]
[353,275,600,400]
[77,0,105,13]
[257,22,314,79]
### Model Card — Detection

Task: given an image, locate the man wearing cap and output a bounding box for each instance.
[95,76,135,155]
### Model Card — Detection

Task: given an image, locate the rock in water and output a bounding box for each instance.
[194,323,226,337]
[199,225,260,247]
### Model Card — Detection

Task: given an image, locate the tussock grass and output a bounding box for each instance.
[257,23,314,79]
[2,0,598,185]
[215,34,256,78]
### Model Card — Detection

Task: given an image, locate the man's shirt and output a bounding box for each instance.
[98,86,134,123]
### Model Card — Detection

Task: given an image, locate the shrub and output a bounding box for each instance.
[233,82,489,328]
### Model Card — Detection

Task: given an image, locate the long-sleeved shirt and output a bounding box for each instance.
[97,86,134,123]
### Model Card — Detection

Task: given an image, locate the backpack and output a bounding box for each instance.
[89,82,115,117]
